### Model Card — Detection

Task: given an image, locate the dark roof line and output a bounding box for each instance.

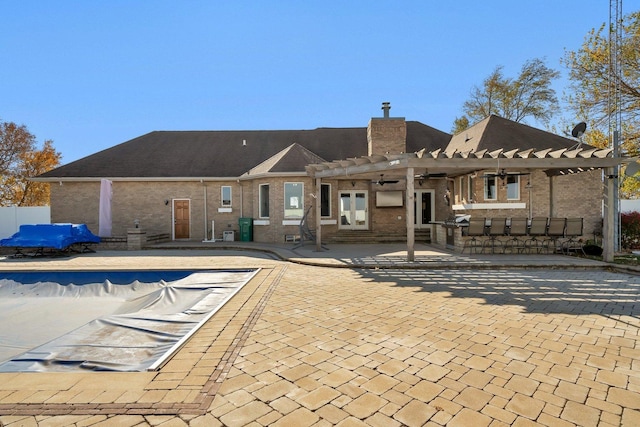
[38,117,591,180]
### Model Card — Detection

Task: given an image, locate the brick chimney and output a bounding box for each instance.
[367,102,407,155]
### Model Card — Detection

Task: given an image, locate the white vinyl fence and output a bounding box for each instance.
[0,206,51,239]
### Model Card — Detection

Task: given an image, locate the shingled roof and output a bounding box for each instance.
[243,143,327,176]
[38,121,450,179]
[446,115,589,154]
[306,116,615,179]
[38,115,598,181]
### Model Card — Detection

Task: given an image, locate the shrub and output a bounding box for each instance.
[583,244,603,256]
[621,211,640,250]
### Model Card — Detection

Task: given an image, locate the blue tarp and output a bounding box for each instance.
[0,223,100,251]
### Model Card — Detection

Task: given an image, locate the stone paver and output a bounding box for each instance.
[0,246,639,426]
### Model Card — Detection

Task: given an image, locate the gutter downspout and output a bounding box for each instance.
[239,180,243,218]
[203,181,208,241]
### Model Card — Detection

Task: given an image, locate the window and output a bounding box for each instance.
[506,174,520,200]
[321,183,331,217]
[484,175,497,200]
[259,184,269,218]
[284,182,304,218]
[468,175,475,202]
[221,186,232,206]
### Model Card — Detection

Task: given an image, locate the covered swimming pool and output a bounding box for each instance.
[0,269,258,372]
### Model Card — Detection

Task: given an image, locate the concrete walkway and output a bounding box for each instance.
[0,244,638,426]
[148,241,617,269]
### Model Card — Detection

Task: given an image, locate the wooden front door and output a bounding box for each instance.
[173,199,190,239]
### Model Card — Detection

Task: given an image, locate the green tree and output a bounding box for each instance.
[562,11,640,198]
[0,120,61,206]
[452,58,560,134]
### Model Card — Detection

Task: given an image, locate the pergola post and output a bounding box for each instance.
[549,176,555,217]
[315,177,323,252]
[603,171,616,262]
[406,167,415,261]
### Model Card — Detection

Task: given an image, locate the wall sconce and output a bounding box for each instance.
[134,219,140,228]
[164,200,169,205]
[418,179,424,186]
[351,181,356,187]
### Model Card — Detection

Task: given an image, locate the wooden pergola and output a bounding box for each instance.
[306,146,629,262]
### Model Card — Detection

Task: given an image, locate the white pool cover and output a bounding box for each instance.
[0,269,258,372]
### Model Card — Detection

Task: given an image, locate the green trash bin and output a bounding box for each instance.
[238,217,253,242]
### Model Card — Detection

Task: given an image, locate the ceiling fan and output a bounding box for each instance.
[374,174,400,186]
[484,169,531,180]
[416,172,447,179]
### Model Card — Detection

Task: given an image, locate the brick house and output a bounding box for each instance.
[35,103,619,250]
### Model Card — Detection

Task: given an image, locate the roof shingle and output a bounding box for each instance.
[39,122,450,179]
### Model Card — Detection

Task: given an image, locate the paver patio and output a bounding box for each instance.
[0,246,638,426]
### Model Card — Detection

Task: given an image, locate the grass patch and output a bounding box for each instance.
[614,253,640,265]
[580,252,640,265]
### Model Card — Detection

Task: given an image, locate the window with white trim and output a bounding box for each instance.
[506,175,520,200]
[259,184,269,218]
[284,182,304,218]
[484,175,497,201]
[321,183,331,217]
[221,186,232,206]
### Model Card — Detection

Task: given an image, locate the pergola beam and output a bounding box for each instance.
[308,157,623,179]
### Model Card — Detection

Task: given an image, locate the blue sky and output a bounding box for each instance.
[1,1,637,164]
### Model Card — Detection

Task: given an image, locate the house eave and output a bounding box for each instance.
[30,176,243,183]
[32,172,311,183]
[238,172,309,181]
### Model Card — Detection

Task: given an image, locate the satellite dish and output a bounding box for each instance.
[571,122,587,138]
[625,161,640,177]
